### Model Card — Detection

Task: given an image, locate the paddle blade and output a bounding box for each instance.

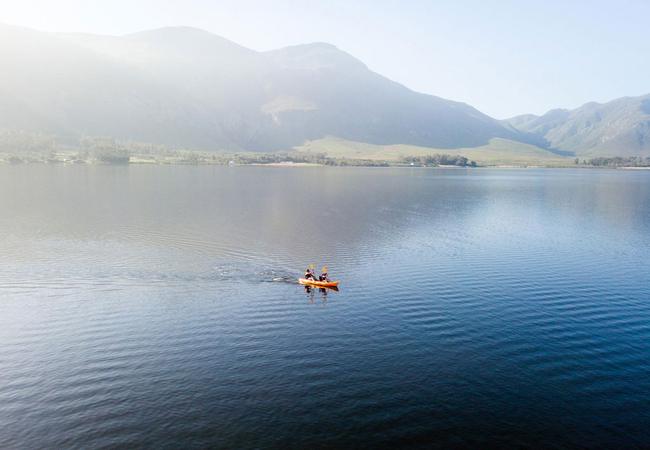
[323,268,327,273]
[310,265,314,271]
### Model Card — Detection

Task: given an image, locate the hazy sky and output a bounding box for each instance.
[3,0,649,118]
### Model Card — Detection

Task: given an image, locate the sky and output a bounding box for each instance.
[2,0,649,119]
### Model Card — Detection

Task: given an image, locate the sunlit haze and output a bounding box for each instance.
[2,0,649,118]
[3,1,650,448]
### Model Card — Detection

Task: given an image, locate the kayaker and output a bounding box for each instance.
[319,271,330,282]
[305,269,316,280]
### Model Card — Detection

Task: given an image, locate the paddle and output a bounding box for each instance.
[310,264,314,279]
[322,267,328,282]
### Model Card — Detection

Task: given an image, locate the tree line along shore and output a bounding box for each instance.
[1,129,649,168]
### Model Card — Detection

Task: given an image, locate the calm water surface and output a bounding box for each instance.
[1,165,649,448]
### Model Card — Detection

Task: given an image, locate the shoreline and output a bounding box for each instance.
[247,162,316,166]
[3,159,650,170]
[0,154,650,170]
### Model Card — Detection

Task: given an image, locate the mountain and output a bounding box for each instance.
[0,25,239,149]
[2,24,648,158]
[0,24,539,152]
[505,95,650,157]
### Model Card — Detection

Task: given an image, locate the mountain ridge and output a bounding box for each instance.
[0,24,538,152]
[0,24,648,157]
[505,95,650,157]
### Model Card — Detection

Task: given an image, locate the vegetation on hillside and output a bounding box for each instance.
[399,154,476,167]
[506,95,650,157]
[0,129,390,166]
[582,156,650,167]
[295,136,571,166]
[2,129,649,168]
[0,129,58,162]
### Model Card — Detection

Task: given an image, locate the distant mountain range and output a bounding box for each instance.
[1,24,649,157]
[504,95,650,157]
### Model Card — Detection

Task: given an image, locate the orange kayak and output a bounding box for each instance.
[299,278,339,287]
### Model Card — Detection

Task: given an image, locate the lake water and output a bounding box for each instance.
[1,165,649,448]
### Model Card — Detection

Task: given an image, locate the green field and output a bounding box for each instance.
[294,136,571,166]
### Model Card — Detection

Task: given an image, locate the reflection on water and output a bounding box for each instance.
[1,165,649,447]
[304,285,337,305]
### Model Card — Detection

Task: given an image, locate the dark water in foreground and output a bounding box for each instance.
[1,165,649,448]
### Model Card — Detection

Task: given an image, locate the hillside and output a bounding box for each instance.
[0,24,540,152]
[2,24,647,159]
[294,137,569,166]
[505,95,650,157]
